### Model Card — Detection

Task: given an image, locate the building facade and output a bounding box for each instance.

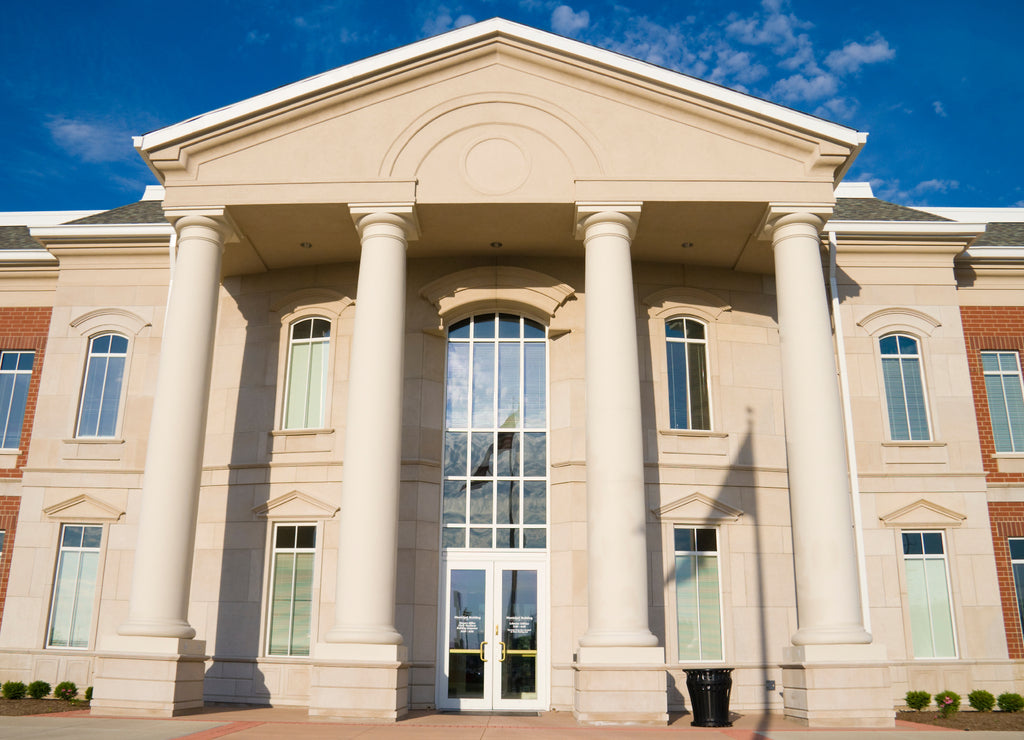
[0,19,1022,728]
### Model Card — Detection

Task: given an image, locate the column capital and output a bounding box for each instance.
[163,206,240,243]
[349,203,420,241]
[759,203,833,241]
[574,202,642,241]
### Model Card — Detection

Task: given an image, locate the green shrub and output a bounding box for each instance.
[969,689,995,712]
[53,681,77,701]
[935,690,961,718]
[27,680,50,700]
[905,690,931,711]
[1,681,26,700]
[84,686,92,702]
[998,692,1024,713]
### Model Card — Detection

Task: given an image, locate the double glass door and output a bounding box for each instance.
[439,557,546,711]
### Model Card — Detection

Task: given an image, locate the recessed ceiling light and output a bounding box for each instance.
[490,241,503,249]
[300,241,313,249]
[680,242,694,248]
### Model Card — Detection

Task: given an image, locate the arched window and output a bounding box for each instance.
[76,333,128,438]
[666,317,710,431]
[442,313,547,549]
[283,317,330,429]
[880,334,930,441]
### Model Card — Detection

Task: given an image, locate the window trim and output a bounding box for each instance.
[672,525,725,663]
[664,317,712,431]
[981,350,1024,454]
[281,316,333,431]
[0,350,34,451]
[75,333,130,439]
[264,521,319,658]
[899,529,959,660]
[45,523,105,650]
[878,332,933,442]
[1009,538,1024,641]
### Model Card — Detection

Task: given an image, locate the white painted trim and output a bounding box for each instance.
[136,18,865,154]
[963,246,1024,260]
[920,207,1024,223]
[30,223,173,243]
[824,220,987,237]
[834,182,874,198]
[141,185,165,201]
[0,211,99,226]
[0,250,57,264]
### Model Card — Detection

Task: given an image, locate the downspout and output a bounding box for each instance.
[166,227,178,314]
[828,230,872,633]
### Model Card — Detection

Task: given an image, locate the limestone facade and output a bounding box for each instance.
[0,18,1021,727]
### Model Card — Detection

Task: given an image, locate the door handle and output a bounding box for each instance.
[480,641,487,662]
[499,641,506,662]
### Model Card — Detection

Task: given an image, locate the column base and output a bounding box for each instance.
[573,645,668,726]
[89,636,208,717]
[309,643,408,721]
[781,643,893,728]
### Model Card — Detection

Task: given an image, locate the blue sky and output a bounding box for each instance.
[2,0,1021,212]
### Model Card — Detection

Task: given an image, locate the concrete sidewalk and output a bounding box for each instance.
[0,707,1011,739]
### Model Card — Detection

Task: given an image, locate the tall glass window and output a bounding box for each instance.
[880,334,930,441]
[902,531,956,658]
[442,314,547,550]
[76,334,128,438]
[283,318,330,429]
[0,351,33,449]
[47,524,102,648]
[982,351,1024,453]
[1010,539,1024,640]
[674,527,722,660]
[267,523,316,656]
[666,318,710,430]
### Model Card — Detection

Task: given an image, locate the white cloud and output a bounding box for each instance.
[422,7,476,37]
[245,30,269,45]
[914,179,958,194]
[824,34,895,75]
[933,100,947,117]
[708,46,767,86]
[45,116,133,164]
[599,17,706,77]
[815,96,857,121]
[770,72,837,103]
[551,5,590,37]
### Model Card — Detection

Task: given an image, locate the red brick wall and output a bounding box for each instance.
[0,307,51,628]
[0,496,20,631]
[989,503,1024,658]
[962,307,1024,657]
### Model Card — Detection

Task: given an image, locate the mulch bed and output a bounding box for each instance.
[0,698,89,716]
[897,709,1024,731]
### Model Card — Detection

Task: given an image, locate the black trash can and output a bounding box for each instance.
[684,668,733,727]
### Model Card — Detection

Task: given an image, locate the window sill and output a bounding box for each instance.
[657,429,729,457]
[0,450,19,469]
[881,440,945,447]
[881,440,947,466]
[994,454,1024,473]
[270,428,335,455]
[61,438,125,462]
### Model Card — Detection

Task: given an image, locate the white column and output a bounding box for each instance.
[325,206,417,650]
[768,210,870,646]
[119,214,228,638]
[575,205,658,650]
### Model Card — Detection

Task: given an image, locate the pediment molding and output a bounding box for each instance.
[879,498,966,528]
[652,492,743,524]
[252,490,339,521]
[43,494,124,523]
[271,288,353,318]
[643,287,732,321]
[70,307,151,337]
[856,307,942,338]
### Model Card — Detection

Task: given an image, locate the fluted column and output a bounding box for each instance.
[326,205,417,650]
[119,213,229,638]
[767,209,870,646]
[575,204,659,650]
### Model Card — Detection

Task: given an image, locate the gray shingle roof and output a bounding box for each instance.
[68,200,166,225]
[0,226,42,251]
[974,222,1024,247]
[833,198,951,222]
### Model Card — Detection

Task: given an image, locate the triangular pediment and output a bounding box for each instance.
[43,494,124,523]
[879,499,966,528]
[143,19,862,209]
[252,490,339,521]
[653,493,743,524]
